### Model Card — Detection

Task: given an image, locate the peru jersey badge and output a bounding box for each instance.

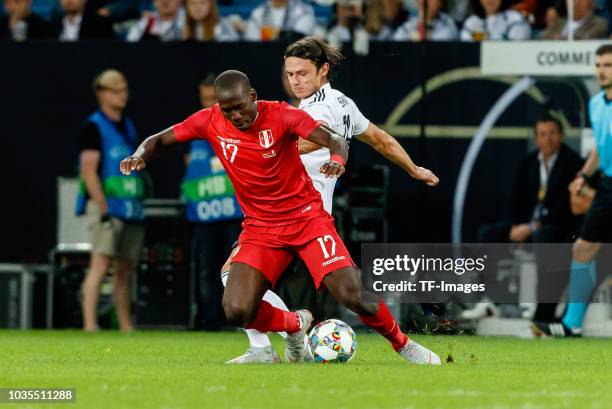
[258,129,274,148]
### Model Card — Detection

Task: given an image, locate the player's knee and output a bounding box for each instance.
[222,299,254,327]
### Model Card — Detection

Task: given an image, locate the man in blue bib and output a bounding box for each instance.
[182,75,243,330]
[533,45,612,337]
[76,69,145,332]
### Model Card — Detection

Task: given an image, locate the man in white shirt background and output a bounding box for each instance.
[52,0,115,40]
[538,0,608,40]
[126,0,185,41]
[244,0,316,41]
[393,0,458,41]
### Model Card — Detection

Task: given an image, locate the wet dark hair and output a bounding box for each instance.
[535,114,564,135]
[284,36,343,80]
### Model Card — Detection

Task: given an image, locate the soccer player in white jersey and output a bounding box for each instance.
[223,37,439,364]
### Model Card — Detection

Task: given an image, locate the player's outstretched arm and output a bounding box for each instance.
[120,127,178,175]
[356,123,439,187]
[305,125,349,178]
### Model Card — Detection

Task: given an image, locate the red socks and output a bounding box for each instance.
[359,300,408,351]
[245,299,406,351]
[246,301,300,333]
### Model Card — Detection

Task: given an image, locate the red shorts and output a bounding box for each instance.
[231,213,355,288]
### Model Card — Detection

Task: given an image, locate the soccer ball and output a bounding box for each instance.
[305,319,357,363]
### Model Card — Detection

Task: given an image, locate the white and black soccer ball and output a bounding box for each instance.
[305,319,357,363]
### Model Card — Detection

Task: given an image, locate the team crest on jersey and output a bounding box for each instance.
[258,129,274,148]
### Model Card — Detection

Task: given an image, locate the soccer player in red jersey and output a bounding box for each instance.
[120,70,441,365]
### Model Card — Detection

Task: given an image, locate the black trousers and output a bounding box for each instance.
[477,221,572,321]
[191,219,242,330]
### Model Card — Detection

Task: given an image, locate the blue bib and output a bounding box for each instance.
[182,140,242,223]
[76,111,145,220]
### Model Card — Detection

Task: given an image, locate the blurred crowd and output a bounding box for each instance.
[2,0,612,43]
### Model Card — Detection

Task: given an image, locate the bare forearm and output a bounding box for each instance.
[82,172,108,213]
[377,133,419,176]
[298,138,323,155]
[357,123,439,186]
[581,149,600,176]
[302,126,349,178]
[306,126,348,161]
[327,134,348,160]
[122,128,178,175]
[133,127,177,162]
[357,125,418,176]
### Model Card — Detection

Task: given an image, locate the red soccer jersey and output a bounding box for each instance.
[173,100,324,226]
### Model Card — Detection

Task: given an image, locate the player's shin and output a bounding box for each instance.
[562,260,597,330]
[245,301,301,333]
[358,298,408,351]
[221,269,288,340]
[357,297,441,365]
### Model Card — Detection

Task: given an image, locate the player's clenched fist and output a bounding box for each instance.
[120,156,146,175]
[413,166,439,186]
[320,160,345,178]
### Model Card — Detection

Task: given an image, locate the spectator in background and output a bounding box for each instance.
[0,0,53,40]
[504,117,582,246]
[126,0,185,41]
[446,0,470,24]
[182,0,239,41]
[92,0,141,23]
[512,0,537,21]
[513,0,554,30]
[538,0,608,40]
[182,74,243,330]
[51,0,115,40]
[393,0,458,41]
[538,0,566,38]
[461,0,532,41]
[327,0,364,43]
[77,69,145,332]
[244,0,316,41]
[463,116,583,320]
[365,0,409,40]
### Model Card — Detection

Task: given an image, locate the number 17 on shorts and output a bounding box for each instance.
[298,226,355,288]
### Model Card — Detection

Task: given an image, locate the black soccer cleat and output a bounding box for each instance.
[531,321,582,338]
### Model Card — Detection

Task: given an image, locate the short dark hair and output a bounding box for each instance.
[284,37,343,80]
[469,0,512,18]
[199,73,216,88]
[214,70,251,95]
[596,44,612,57]
[535,115,564,135]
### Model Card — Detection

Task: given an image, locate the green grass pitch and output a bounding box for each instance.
[1,330,611,409]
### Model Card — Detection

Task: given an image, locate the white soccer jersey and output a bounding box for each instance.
[299,83,370,213]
